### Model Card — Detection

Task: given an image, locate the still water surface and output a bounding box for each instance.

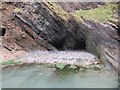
[2,64,118,88]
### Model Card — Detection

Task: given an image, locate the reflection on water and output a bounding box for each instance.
[2,64,118,88]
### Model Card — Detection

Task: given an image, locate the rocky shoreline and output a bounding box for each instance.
[0,2,119,72]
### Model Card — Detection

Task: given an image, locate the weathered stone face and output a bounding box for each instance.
[82,20,119,71]
[11,2,87,50]
[1,2,119,71]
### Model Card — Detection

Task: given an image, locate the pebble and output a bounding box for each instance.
[19,51,99,66]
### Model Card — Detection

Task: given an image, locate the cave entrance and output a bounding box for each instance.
[51,39,86,51]
[0,27,6,36]
[50,39,65,50]
[74,40,86,50]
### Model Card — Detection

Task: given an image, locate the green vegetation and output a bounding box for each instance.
[0,60,21,65]
[55,63,78,70]
[55,63,67,70]
[45,2,118,23]
[73,3,118,23]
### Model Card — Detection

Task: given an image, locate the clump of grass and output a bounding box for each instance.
[73,3,118,23]
[0,60,21,65]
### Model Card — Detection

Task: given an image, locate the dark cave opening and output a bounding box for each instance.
[0,27,6,36]
[50,39,65,50]
[74,40,86,50]
[51,38,86,51]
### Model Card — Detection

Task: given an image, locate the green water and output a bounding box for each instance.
[2,64,118,88]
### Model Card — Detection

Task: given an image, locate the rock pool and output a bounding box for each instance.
[1,51,118,88]
[2,64,118,88]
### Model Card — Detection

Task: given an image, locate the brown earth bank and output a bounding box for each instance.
[0,2,119,72]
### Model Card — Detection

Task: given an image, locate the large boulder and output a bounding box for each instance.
[79,19,119,71]
[1,2,56,51]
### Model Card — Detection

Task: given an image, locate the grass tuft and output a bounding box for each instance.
[0,60,21,65]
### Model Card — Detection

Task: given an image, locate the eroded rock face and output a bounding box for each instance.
[10,2,86,50]
[1,3,55,52]
[1,2,119,71]
[81,20,119,71]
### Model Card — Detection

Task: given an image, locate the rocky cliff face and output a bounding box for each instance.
[1,2,119,71]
